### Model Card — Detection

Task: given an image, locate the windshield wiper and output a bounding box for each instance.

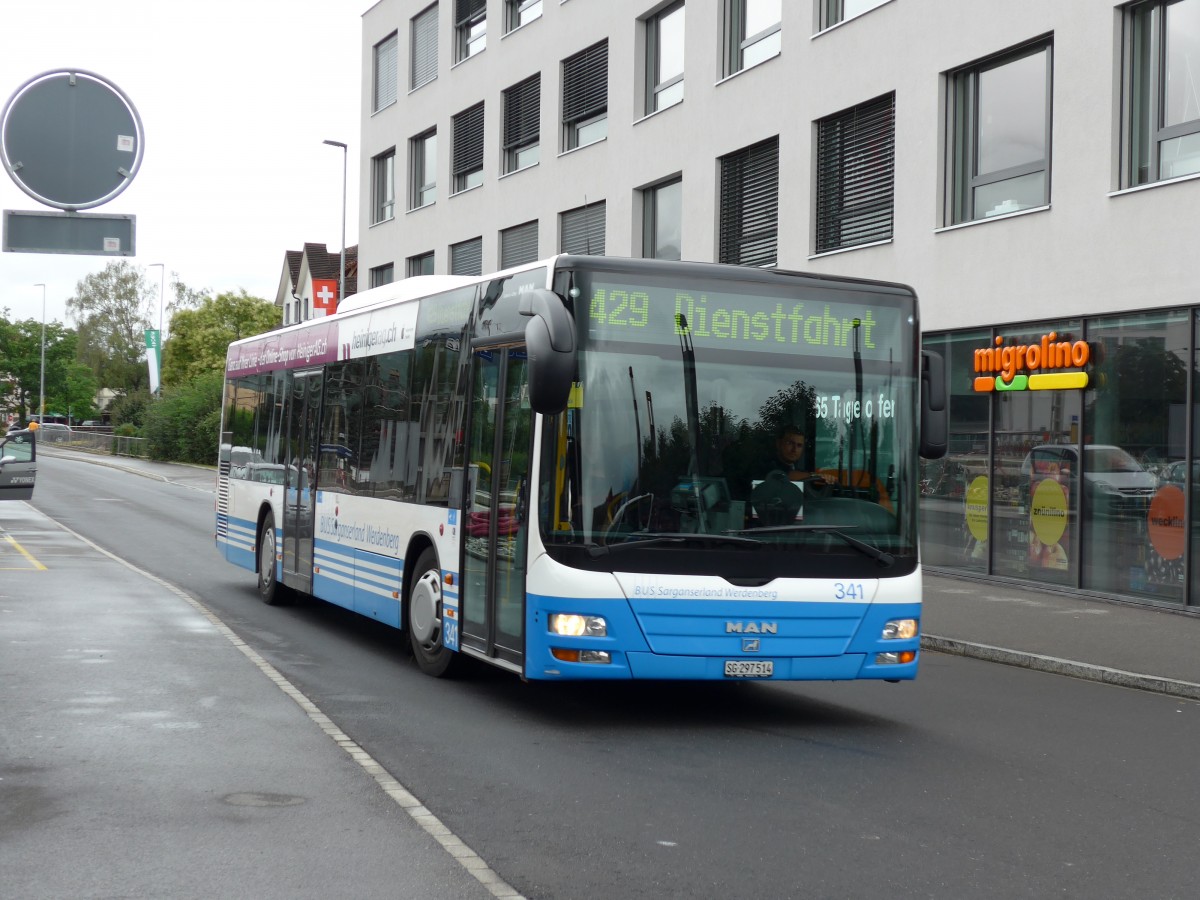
[586,532,764,558]
[728,524,895,567]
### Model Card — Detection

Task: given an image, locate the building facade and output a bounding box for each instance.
[357,0,1200,609]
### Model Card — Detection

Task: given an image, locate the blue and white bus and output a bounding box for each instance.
[217,256,946,681]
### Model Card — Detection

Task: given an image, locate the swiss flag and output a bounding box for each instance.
[313,278,339,315]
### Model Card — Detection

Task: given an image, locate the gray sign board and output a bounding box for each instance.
[3,209,135,256]
[1,69,144,210]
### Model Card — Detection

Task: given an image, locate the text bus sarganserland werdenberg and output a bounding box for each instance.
[217,256,947,681]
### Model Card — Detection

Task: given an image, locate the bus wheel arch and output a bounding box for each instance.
[405,542,457,677]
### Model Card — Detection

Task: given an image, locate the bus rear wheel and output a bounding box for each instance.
[257,512,286,605]
[407,547,456,677]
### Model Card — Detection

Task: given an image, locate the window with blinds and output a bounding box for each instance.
[718,136,778,267]
[562,40,608,150]
[374,33,398,112]
[815,92,895,254]
[503,74,541,173]
[411,4,438,90]
[455,0,486,62]
[451,237,483,276]
[500,221,539,268]
[452,103,485,193]
[559,202,605,255]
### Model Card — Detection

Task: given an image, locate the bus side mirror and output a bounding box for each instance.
[520,289,577,414]
[920,350,948,460]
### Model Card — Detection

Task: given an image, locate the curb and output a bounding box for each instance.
[923,634,1200,701]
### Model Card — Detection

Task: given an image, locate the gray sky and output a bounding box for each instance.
[0,0,363,327]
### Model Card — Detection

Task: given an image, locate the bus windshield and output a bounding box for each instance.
[540,265,919,579]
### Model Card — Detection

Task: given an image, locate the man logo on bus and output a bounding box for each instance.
[726,621,778,634]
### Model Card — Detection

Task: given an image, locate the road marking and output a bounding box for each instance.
[49,517,526,900]
[0,531,48,570]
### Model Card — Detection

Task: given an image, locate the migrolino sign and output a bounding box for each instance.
[973,332,1090,392]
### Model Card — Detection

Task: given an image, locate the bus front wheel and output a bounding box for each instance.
[257,512,285,605]
[407,547,457,677]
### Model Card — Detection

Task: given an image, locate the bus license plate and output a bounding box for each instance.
[724,660,774,678]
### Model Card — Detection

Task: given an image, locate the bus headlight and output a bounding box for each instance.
[882,618,918,640]
[549,613,608,637]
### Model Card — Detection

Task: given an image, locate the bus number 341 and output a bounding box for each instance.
[834,583,865,600]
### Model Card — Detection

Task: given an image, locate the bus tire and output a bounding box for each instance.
[257,511,286,606]
[407,547,457,677]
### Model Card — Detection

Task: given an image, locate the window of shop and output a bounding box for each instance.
[986,322,1084,587]
[1082,310,1188,602]
[919,330,992,573]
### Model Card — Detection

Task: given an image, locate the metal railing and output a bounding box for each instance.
[38,427,149,458]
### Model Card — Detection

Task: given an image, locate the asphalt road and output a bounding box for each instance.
[27,453,1200,899]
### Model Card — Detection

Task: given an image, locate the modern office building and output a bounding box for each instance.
[356,0,1200,611]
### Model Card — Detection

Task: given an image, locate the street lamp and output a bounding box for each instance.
[323,139,348,306]
[34,283,45,424]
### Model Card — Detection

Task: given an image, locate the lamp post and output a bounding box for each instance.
[34,283,45,424]
[323,139,348,305]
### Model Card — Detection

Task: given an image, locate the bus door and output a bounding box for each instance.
[282,369,323,593]
[461,347,532,669]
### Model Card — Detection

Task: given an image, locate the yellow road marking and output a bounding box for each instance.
[0,532,47,570]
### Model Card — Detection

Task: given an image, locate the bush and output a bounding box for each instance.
[141,372,223,464]
[109,390,152,430]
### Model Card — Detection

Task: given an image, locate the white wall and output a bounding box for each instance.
[359,0,1200,332]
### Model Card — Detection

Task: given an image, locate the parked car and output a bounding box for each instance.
[1160,460,1200,487]
[36,422,72,444]
[1020,444,1158,517]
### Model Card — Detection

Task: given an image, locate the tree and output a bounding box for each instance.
[0,315,77,422]
[68,261,157,394]
[161,290,279,387]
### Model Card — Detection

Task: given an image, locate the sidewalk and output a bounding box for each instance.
[35,446,1200,703]
[921,570,1200,700]
[0,495,512,900]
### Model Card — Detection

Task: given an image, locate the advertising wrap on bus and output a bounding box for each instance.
[216,256,945,683]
